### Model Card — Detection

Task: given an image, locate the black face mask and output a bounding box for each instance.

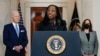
[84,24,90,29]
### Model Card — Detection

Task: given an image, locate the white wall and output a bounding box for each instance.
[67,0,75,27]
[10,0,18,11]
[81,0,93,23]
[92,0,100,56]
[0,0,11,56]
[76,0,82,24]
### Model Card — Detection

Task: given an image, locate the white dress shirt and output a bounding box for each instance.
[12,22,19,32]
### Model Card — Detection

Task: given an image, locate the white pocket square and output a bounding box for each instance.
[21,30,25,32]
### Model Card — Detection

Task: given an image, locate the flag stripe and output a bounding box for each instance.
[18,2,23,25]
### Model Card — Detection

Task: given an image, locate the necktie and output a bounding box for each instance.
[15,24,19,37]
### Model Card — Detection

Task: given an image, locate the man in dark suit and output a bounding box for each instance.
[3,11,28,56]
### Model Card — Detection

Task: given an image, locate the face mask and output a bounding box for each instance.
[84,24,90,29]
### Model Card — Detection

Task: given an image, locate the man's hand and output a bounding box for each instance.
[19,45,23,49]
[14,46,21,53]
[13,45,23,53]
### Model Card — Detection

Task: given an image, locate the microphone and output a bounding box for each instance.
[57,20,61,26]
[49,20,54,26]
[50,20,57,30]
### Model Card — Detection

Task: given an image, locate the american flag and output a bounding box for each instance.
[18,1,23,25]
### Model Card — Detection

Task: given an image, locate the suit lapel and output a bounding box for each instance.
[89,32,93,42]
[19,25,21,38]
[82,32,89,42]
[11,23,19,38]
[19,25,24,38]
[83,32,93,43]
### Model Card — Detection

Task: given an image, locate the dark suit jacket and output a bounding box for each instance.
[38,20,67,31]
[3,23,28,56]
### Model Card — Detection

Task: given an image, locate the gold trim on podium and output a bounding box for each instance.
[46,35,66,54]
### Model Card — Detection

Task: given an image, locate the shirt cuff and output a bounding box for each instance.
[19,45,23,49]
[12,47,15,50]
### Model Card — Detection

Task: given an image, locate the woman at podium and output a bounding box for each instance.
[38,4,67,31]
[79,19,98,56]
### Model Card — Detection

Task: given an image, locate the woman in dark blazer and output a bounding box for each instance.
[38,4,67,31]
[79,19,98,56]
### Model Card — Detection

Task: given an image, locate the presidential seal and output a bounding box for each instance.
[46,35,66,54]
